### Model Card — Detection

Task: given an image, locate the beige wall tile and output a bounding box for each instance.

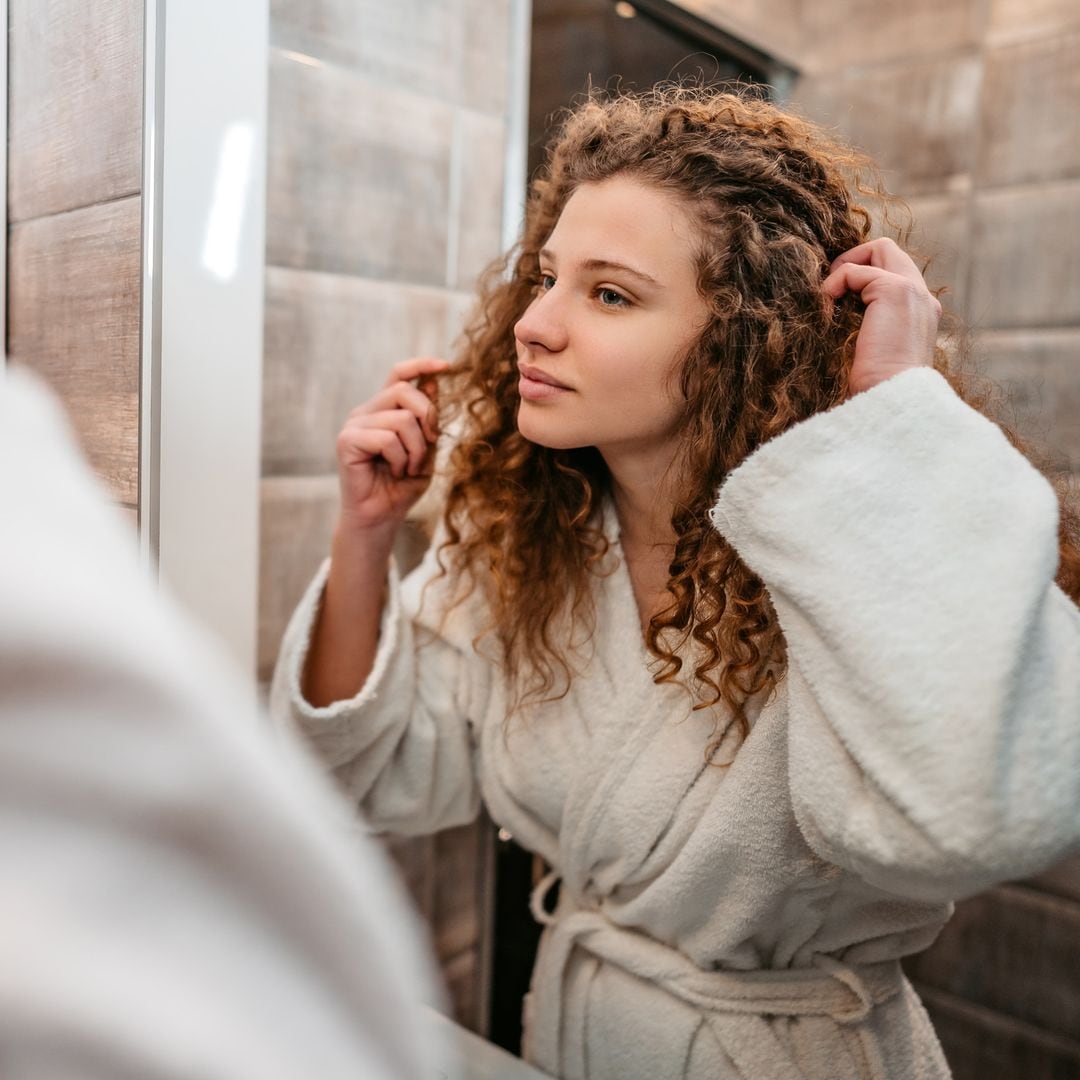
[434,819,492,1031]
[975,329,1080,471]
[969,181,1080,329]
[258,479,442,680]
[257,475,339,680]
[266,51,453,284]
[9,0,143,222]
[269,0,465,101]
[800,0,981,72]
[988,0,1080,45]
[461,0,512,115]
[433,824,484,960]
[792,55,982,196]
[979,31,1080,188]
[262,268,455,475]
[386,834,438,918]
[904,193,971,317]
[447,290,485,357]
[8,197,142,505]
[671,0,802,66]
[454,111,508,291]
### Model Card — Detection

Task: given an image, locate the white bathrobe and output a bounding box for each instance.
[0,367,444,1080]
[271,368,1080,1080]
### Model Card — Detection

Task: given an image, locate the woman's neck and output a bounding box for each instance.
[604,443,678,554]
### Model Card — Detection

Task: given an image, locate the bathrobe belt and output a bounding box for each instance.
[528,871,902,1080]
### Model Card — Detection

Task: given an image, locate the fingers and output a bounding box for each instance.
[367,411,430,473]
[822,262,893,300]
[338,357,448,483]
[339,426,411,478]
[340,411,430,478]
[822,260,941,316]
[828,237,923,282]
[382,355,451,390]
[352,381,440,441]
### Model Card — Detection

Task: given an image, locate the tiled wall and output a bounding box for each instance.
[259,0,519,1034]
[6,0,144,515]
[788,2,1080,1075]
[793,0,1080,480]
[674,0,801,62]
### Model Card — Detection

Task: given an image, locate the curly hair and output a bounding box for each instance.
[431,85,1080,758]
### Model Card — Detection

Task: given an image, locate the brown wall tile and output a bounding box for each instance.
[801,0,982,71]
[266,51,453,284]
[257,475,339,680]
[269,0,465,101]
[969,181,1080,329]
[9,0,143,222]
[258,477,448,680]
[1028,856,1080,905]
[905,193,971,317]
[988,0,1080,45]
[672,0,802,65]
[906,884,1080,1041]
[461,0,512,115]
[975,329,1080,471]
[8,197,142,505]
[454,110,508,291]
[792,55,982,196]
[432,823,485,961]
[262,268,457,475]
[979,32,1080,188]
[915,982,1080,1080]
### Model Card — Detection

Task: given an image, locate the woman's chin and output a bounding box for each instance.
[516,408,589,450]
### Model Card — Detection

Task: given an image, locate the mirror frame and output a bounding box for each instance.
[140,0,269,681]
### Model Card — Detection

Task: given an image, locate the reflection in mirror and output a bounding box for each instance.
[258,3,1080,1080]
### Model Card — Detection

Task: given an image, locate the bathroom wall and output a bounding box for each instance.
[6,0,144,520]
[257,0,526,1033]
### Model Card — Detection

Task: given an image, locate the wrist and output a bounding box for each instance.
[332,514,398,561]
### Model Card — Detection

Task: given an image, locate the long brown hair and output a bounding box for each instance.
[432,86,1080,755]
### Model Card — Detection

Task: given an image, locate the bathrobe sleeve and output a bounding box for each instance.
[709,367,1080,904]
[269,529,486,837]
[0,367,443,1080]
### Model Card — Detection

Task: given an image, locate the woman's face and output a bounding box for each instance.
[513,176,710,461]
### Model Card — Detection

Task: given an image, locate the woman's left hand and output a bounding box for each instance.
[823,237,942,397]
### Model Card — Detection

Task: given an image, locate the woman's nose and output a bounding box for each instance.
[513,287,568,354]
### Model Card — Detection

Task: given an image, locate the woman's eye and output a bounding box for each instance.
[597,287,629,308]
[538,273,556,291]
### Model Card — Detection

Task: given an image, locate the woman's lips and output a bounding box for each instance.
[518,363,573,401]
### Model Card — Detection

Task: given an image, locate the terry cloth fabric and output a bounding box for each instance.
[272,367,1080,1080]
[0,367,444,1080]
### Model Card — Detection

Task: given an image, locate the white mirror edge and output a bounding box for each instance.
[140,0,269,684]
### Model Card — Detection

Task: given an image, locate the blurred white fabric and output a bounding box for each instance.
[0,365,444,1079]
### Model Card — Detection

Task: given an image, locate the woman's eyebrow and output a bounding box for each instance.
[539,248,662,289]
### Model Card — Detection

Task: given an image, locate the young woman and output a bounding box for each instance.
[271,89,1080,1080]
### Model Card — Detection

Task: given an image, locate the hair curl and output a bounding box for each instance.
[430,85,1080,758]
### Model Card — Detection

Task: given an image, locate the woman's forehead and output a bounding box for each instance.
[546,177,700,281]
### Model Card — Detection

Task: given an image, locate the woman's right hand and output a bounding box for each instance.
[335,356,450,534]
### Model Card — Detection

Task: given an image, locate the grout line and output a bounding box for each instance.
[264,261,478,296]
[8,189,143,229]
[971,173,1080,198]
[797,41,982,81]
[268,43,507,122]
[975,326,1080,339]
